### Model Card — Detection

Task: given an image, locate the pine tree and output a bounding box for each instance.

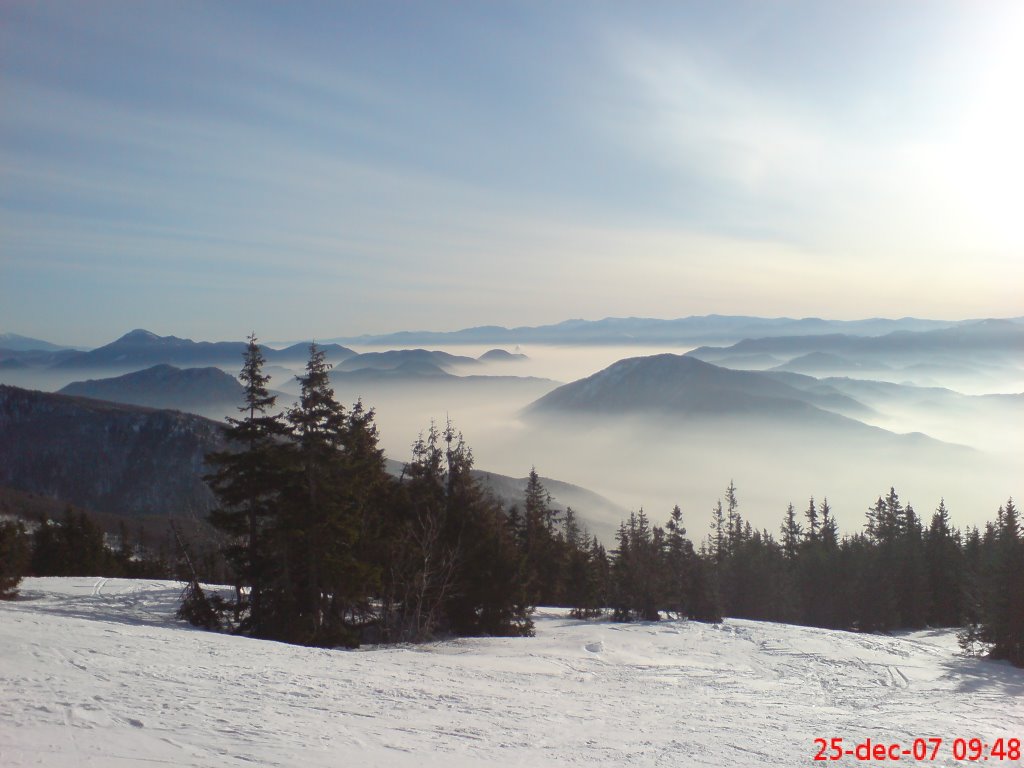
[437,425,532,636]
[725,480,741,553]
[897,503,930,629]
[273,342,371,646]
[804,497,818,542]
[710,499,726,564]
[30,509,112,577]
[562,507,602,618]
[819,498,838,550]
[663,505,694,618]
[384,423,451,641]
[205,333,288,634]
[687,554,723,623]
[386,422,532,640]
[925,499,966,627]
[522,468,561,605]
[980,498,1024,665]
[610,510,663,622]
[780,503,803,561]
[0,520,29,599]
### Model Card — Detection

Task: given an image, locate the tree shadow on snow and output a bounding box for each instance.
[938,655,1024,698]
[13,585,195,630]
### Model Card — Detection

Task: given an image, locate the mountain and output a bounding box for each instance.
[58,364,250,414]
[332,360,455,382]
[689,320,1024,365]
[330,315,972,346]
[685,320,1024,391]
[49,330,355,371]
[478,349,529,362]
[265,342,355,365]
[335,348,479,373]
[0,385,225,518]
[525,354,871,424]
[0,384,609,535]
[771,351,894,375]
[0,332,73,352]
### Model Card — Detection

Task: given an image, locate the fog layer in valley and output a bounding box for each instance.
[3,336,1018,541]
[276,343,1020,540]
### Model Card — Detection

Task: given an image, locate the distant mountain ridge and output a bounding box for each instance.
[0,332,75,352]
[48,329,356,371]
[330,349,544,384]
[688,319,1024,361]
[328,315,1000,346]
[336,348,479,373]
[0,330,356,373]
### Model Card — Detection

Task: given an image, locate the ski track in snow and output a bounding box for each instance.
[2,578,1022,767]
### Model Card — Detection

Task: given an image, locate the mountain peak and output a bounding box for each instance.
[116,329,164,344]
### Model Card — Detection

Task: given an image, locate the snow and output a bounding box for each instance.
[2,578,1022,767]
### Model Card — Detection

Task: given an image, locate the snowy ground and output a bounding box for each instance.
[2,578,1021,767]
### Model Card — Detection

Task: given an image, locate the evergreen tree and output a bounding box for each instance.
[804,497,818,542]
[385,422,532,640]
[925,499,966,627]
[271,342,378,646]
[562,507,602,618]
[205,333,288,634]
[436,425,532,636]
[710,499,726,563]
[687,554,723,623]
[725,480,741,553]
[610,510,669,622]
[521,468,562,606]
[31,509,113,577]
[978,498,1024,665]
[663,505,694,618]
[897,503,930,629]
[780,503,803,562]
[819,498,839,550]
[0,520,29,599]
[384,424,449,640]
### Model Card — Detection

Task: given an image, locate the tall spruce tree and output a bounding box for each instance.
[206,333,287,635]
[925,499,966,627]
[522,468,561,605]
[272,342,387,646]
[663,505,694,618]
[979,498,1024,665]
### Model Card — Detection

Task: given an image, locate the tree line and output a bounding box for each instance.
[1,336,1019,667]
[0,507,171,598]
[592,481,1022,667]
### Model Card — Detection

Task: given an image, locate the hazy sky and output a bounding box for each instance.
[2,1,1022,346]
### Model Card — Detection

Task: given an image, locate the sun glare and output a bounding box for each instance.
[947,6,1024,249]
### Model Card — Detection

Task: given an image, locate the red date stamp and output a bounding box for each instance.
[813,737,1022,762]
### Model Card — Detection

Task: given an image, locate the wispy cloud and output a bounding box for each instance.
[2,2,1021,345]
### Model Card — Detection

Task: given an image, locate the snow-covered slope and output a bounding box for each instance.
[2,578,1021,767]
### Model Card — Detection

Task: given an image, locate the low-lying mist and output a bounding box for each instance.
[4,341,1017,542]
[291,344,1020,540]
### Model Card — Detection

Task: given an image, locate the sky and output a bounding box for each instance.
[2,1,1022,347]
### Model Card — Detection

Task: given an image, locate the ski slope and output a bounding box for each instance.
[1,578,1021,767]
